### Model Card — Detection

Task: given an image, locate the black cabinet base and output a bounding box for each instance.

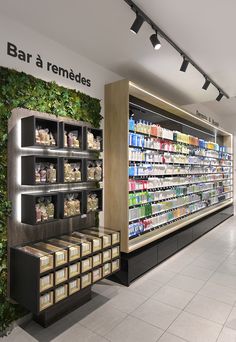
[33,287,91,328]
[109,204,234,286]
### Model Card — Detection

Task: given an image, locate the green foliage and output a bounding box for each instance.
[0,66,101,334]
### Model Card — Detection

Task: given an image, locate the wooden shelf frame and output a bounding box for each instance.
[104,80,234,254]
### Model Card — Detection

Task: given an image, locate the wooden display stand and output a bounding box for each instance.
[8,108,121,327]
[104,80,234,286]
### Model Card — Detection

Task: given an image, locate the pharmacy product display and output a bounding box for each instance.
[128,119,232,239]
[10,228,120,315]
[104,80,233,258]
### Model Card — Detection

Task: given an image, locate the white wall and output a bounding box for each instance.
[0,13,121,101]
[0,13,123,226]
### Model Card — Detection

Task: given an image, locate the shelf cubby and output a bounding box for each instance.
[84,127,103,152]
[59,122,83,150]
[59,190,83,219]
[21,116,59,148]
[21,193,59,225]
[85,188,103,213]
[60,157,84,183]
[21,155,60,185]
[84,159,103,182]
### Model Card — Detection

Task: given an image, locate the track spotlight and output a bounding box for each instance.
[130,13,144,34]
[180,56,189,72]
[150,31,161,50]
[202,78,210,90]
[216,92,224,102]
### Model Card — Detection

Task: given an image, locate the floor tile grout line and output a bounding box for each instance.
[157,331,191,342]
[79,311,129,338]
[154,221,236,341]
[103,218,236,340]
[215,302,236,341]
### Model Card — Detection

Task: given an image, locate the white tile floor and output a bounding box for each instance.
[3,214,236,342]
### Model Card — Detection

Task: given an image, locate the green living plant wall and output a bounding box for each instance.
[0,66,102,334]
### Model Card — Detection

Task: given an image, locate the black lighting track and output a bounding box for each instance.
[124,0,229,100]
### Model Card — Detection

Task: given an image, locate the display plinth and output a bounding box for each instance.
[33,287,91,328]
[109,203,233,286]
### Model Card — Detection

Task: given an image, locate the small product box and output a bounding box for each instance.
[55,267,68,285]
[103,249,111,263]
[81,272,92,289]
[33,242,68,267]
[112,246,120,259]
[92,267,102,283]
[97,227,120,245]
[55,284,68,303]
[69,278,80,295]
[82,229,111,248]
[40,273,54,292]
[103,262,112,277]
[39,291,54,311]
[93,253,102,267]
[81,257,92,273]
[18,246,54,273]
[48,238,80,261]
[61,235,92,257]
[112,259,120,273]
[72,232,102,252]
[69,262,80,278]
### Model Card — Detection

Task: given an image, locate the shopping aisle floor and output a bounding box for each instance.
[4,215,236,342]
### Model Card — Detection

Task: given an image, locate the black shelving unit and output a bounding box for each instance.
[21,156,60,185]
[59,190,83,219]
[10,229,120,326]
[60,157,84,183]
[84,127,103,152]
[21,116,59,148]
[85,189,103,213]
[59,122,83,150]
[21,193,59,225]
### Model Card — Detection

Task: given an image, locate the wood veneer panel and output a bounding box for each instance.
[104,80,129,253]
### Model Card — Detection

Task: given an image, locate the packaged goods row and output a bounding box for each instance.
[128,184,232,207]
[129,177,232,192]
[129,118,230,153]
[129,193,201,221]
[129,148,232,166]
[128,163,232,177]
[129,201,207,237]
[129,192,232,238]
[129,133,231,159]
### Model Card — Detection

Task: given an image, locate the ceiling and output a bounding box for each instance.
[1,0,236,125]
